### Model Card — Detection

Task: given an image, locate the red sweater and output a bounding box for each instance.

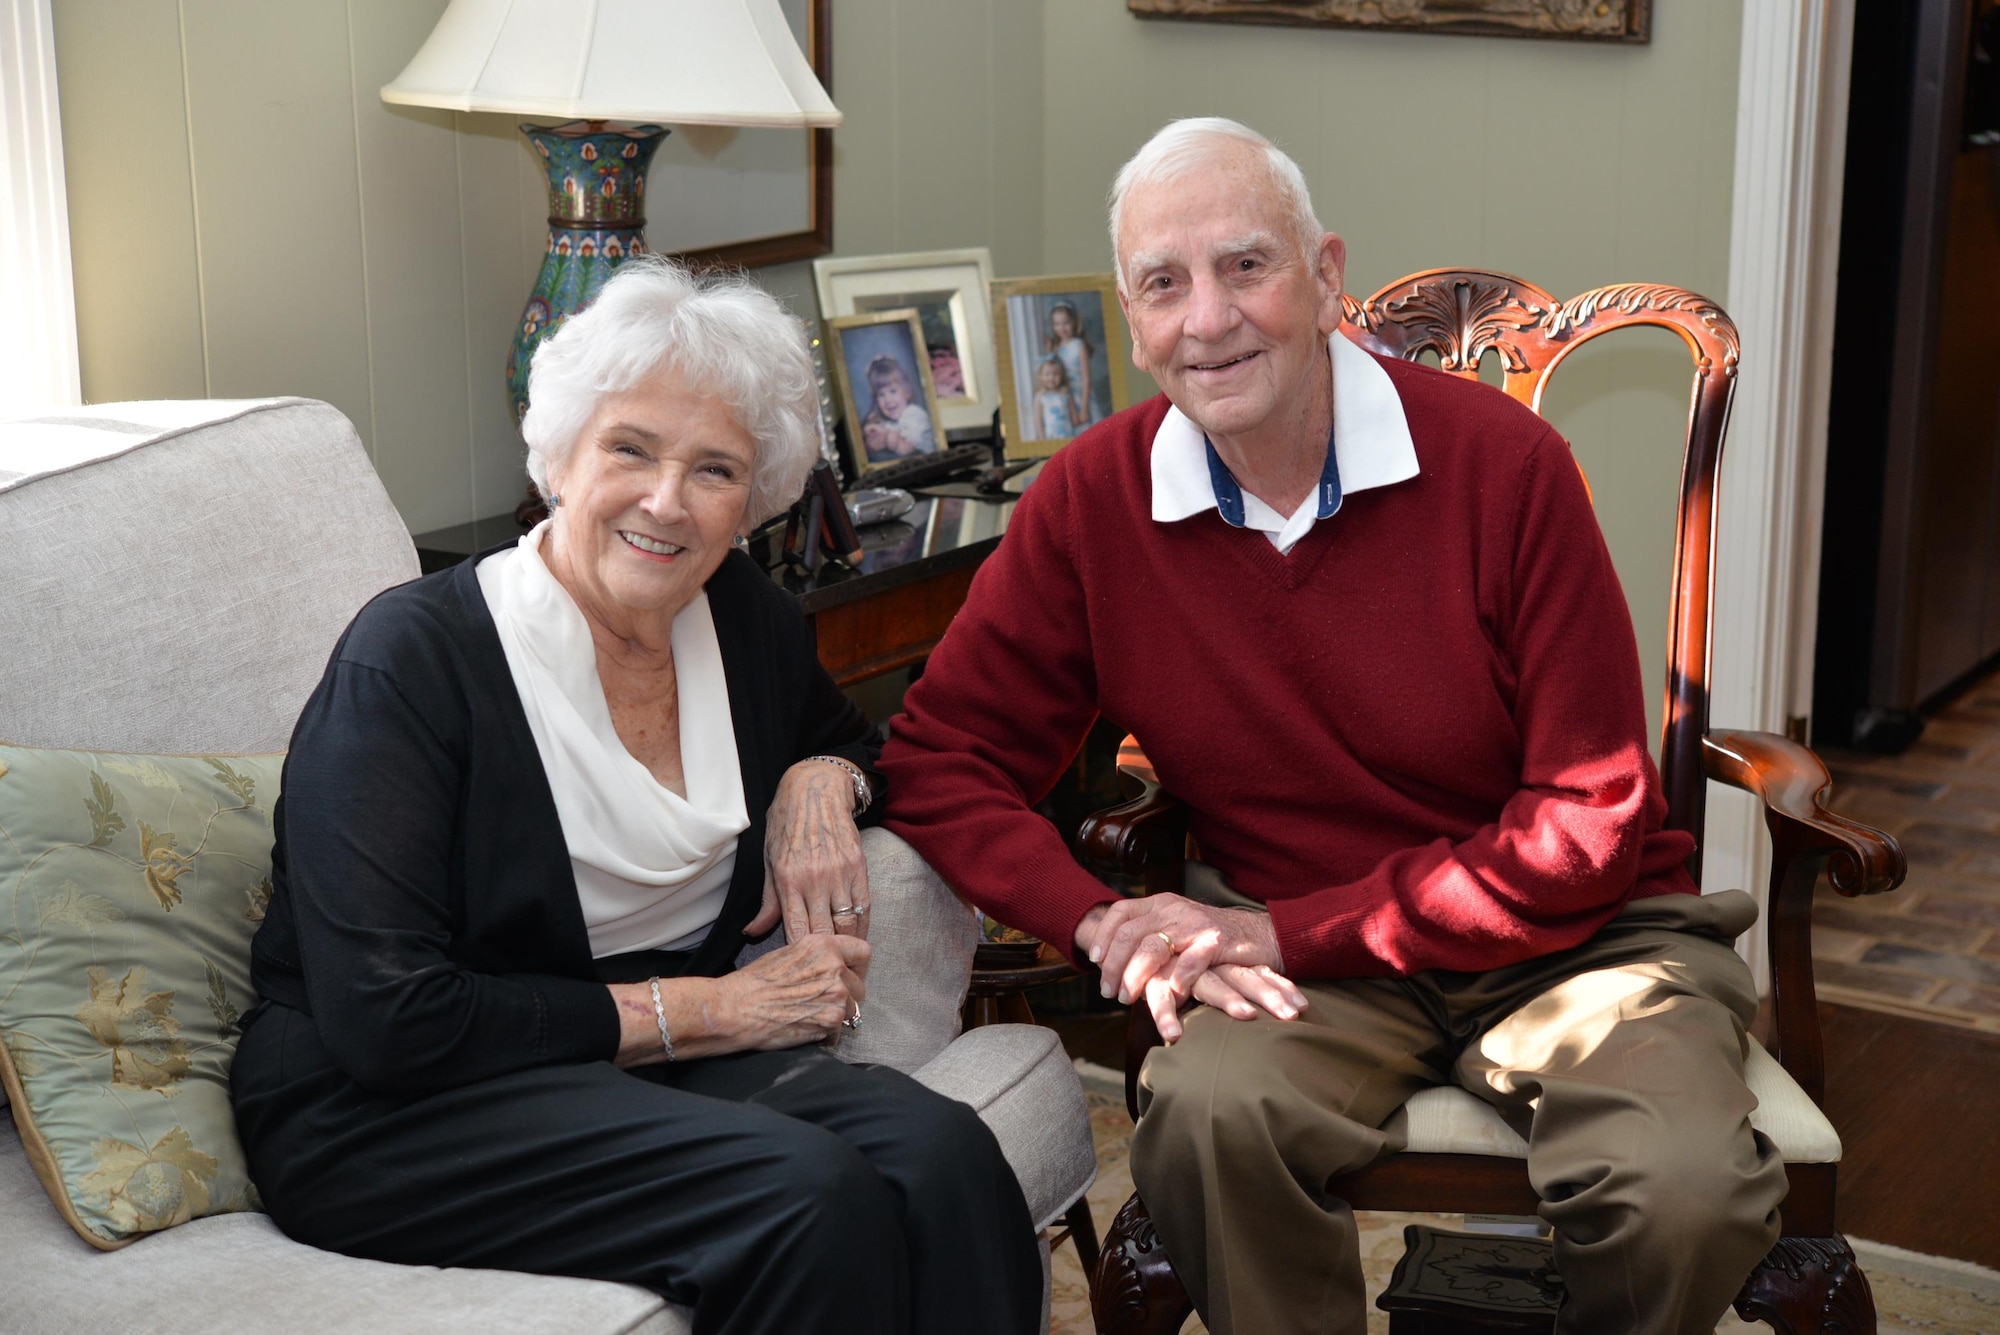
[879,354,1696,979]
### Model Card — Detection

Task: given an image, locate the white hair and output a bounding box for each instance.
[520,255,819,528]
[1107,118,1324,293]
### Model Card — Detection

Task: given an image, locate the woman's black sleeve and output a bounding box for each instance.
[279,655,619,1094]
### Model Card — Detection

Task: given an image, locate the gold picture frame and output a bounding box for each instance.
[991,274,1133,459]
[825,310,948,481]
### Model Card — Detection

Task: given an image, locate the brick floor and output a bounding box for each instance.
[1815,671,2000,1033]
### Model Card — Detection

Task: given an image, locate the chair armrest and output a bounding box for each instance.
[1076,736,1189,895]
[736,828,979,1073]
[1074,737,1191,1118]
[1702,730,1904,897]
[1701,730,1907,1104]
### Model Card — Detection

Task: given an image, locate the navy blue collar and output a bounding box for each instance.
[1202,421,1343,529]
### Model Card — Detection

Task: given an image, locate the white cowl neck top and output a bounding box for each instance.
[476,522,749,957]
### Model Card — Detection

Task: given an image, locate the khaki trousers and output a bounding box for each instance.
[1129,880,1786,1335]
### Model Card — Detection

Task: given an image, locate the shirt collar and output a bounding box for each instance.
[1151,331,1420,525]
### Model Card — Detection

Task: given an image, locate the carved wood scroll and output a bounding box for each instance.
[1127,0,1650,45]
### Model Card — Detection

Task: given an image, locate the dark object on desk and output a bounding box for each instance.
[915,459,1040,499]
[778,462,867,574]
[860,442,990,491]
[1376,1226,1560,1333]
[811,459,863,564]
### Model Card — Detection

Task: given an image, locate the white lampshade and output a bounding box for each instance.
[381,0,841,129]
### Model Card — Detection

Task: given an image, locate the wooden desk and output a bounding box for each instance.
[771,491,1016,685]
[411,491,1017,688]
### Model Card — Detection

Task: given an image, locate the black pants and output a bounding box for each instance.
[231,1003,1041,1335]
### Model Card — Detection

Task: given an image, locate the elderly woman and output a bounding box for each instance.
[230,257,1040,1335]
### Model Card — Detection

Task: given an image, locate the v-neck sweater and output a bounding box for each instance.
[247,550,881,1095]
[880,352,1696,980]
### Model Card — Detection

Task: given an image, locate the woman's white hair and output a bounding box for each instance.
[1107,118,1324,292]
[521,255,819,528]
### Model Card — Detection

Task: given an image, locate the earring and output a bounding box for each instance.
[731,533,748,549]
[547,493,562,509]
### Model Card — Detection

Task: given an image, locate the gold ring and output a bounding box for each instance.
[1156,931,1175,952]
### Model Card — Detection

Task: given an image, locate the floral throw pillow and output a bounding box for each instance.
[0,742,282,1249]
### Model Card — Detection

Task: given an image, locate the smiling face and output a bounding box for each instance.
[873,376,911,420]
[1116,143,1346,456]
[1038,359,1065,392]
[1051,306,1079,341]
[542,365,756,640]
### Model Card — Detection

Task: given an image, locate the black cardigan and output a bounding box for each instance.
[247,548,883,1095]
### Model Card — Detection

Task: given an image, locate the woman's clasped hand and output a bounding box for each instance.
[609,933,869,1067]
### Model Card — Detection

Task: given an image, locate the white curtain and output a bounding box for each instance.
[0,0,80,414]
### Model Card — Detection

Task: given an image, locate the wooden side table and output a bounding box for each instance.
[963,942,1102,1279]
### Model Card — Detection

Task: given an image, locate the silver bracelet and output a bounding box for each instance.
[806,754,872,815]
[648,976,676,1062]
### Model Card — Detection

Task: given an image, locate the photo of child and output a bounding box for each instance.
[828,310,946,474]
[1045,301,1105,431]
[1001,285,1120,450]
[860,355,935,462]
[1035,357,1075,439]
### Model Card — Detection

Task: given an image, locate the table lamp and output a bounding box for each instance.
[381,0,842,422]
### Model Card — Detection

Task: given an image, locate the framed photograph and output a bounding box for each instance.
[813,249,999,433]
[826,310,947,479]
[991,275,1132,459]
[658,0,833,268]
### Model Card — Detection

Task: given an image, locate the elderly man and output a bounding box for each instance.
[878,118,1785,1335]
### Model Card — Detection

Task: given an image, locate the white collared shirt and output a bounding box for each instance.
[1150,332,1420,553]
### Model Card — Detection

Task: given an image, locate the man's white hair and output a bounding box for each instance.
[1107,117,1324,293]
[520,255,819,528]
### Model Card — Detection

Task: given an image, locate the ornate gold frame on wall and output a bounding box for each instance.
[1126,0,1650,44]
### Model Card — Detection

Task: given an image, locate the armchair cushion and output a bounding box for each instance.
[914,1024,1097,1230]
[1388,1040,1840,1164]
[0,743,284,1249]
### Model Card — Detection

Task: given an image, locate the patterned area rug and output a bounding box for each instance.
[1049,1079,2000,1335]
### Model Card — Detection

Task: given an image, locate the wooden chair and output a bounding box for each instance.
[1080,270,1908,1335]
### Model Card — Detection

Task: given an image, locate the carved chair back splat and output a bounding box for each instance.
[1080,270,1905,1335]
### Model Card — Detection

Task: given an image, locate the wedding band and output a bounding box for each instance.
[831,906,862,919]
[1156,931,1175,952]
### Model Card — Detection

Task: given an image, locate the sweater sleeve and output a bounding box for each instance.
[1266,430,1696,978]
[278,655,619,1094]
[879,464,1120,951]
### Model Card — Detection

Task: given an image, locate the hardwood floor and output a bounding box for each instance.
[1813,673,2000,1032]
[1820,1000,2000,1269]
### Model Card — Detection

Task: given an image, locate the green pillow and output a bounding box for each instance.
[0,742,282,1249]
